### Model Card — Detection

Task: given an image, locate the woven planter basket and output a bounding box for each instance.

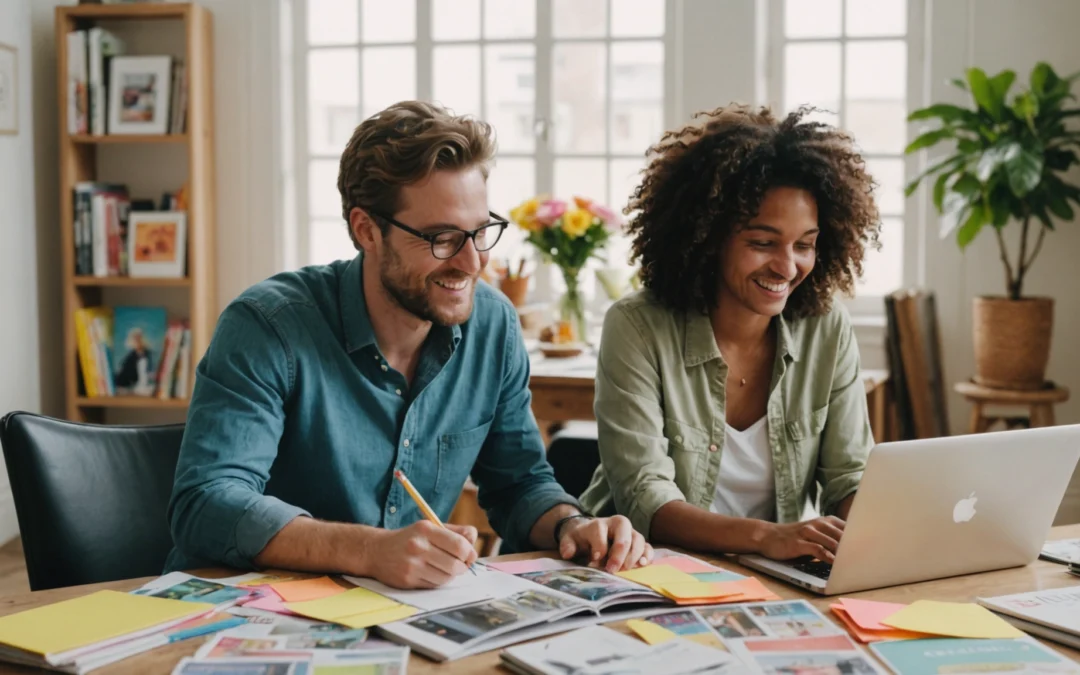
[972,296,1053,390]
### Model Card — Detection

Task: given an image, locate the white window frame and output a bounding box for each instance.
[286,0,678,303]
[765,0,927,318]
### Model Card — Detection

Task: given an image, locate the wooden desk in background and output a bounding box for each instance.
[0,525,1075,673]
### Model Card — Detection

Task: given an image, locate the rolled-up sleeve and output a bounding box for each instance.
[470,309,578,552]
[168,300,311,569]
[594,306,684,539]
[817,310,874,516]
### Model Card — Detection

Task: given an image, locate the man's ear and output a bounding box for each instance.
[350,207,381,253]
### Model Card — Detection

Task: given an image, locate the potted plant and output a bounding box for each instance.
[905,62,1080,390]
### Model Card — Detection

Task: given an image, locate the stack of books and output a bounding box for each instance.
[978,586,1080,650]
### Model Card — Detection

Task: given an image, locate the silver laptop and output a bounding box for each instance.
[738,424,1080,595]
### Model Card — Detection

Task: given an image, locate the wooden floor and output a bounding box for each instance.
[0,538,29,598]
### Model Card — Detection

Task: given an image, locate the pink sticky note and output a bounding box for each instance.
[840,597,908,631]
[657,556,721,574]
[486,558,571,575]
[244,594,299,616]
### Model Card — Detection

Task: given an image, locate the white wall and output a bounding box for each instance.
[0,0,40,543]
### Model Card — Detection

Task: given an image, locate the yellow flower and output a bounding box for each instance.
[510,199,540,231]
[561,208,594,238]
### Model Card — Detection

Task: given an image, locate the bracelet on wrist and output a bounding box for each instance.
[554,513,592,545]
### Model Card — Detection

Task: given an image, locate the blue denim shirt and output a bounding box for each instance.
[165,254,577,572]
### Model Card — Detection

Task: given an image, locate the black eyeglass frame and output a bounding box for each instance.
[369,210,510,260]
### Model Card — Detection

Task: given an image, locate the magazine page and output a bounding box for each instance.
[729,634,886,675]
[871,636,1080,675]
[343,563,534,613]
[1040,539,1080,565]
[516,566,667,611]
[132,573,253,609]
[691,600,842,640]
[977,586,1080,635]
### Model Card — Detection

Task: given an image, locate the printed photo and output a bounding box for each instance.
[133,218,178,263]
[646,610,728,650]
[518,567,636,603]
[752,651,881,675]
[172,660,309,675]
[500,589,578,615]
[270,624,370,650]
[149,577,249,606]
[120,72,157,122]
[201,637,283,658]
[746,601,836,638]
[698,606,767,639]
[407,598,528,645]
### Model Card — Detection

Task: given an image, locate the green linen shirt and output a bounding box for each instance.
[578,290,873,539]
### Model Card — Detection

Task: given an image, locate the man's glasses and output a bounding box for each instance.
[370,210,509,260]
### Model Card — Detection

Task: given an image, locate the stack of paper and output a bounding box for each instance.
[977,586,1080,649]
[0,590,215,674]
[828,599,929,643]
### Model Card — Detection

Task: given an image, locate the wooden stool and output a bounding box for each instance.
[954,381,1070,433]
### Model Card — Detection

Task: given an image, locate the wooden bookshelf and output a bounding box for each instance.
[57,3,216,422]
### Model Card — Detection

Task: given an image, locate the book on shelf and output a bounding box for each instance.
[66,31,88,135]
[75,305,191,400]
[977,586,1080,650]
[87,27,124,136]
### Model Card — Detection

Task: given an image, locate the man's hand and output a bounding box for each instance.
[366,521,479,589]
[557,515,654,573]
[757,516,845,563]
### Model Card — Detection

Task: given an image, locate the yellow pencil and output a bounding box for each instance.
[394,470,476,574]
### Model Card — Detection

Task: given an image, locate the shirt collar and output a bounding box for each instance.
[339,252,462,354]
[683,309,801,367]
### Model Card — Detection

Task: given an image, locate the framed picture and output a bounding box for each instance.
[128,211,186,278]
[0,43,16,135]
[108,55,171,135]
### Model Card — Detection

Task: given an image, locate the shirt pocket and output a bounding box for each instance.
[436,418,494,498]
[663,417,712,501]
[785,404,828,482]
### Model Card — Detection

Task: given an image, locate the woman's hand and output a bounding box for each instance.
[757,516,845,562]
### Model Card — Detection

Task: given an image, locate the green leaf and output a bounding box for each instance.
[950,77,969,91]
[957,138,981,153]
[989,186,1012,227]
[904,153,965,197]
[1031,62,1059,96]
[907,104,979,125]
[953,172,982,197]
[1045,148,1078,171]
[1004,141,1044,197]
[1012,91,1039,123]
[989,70,1017,104]
[932,172,950,211]
[967,68,1002,120]
[976,141,1014,181]
[956,203,986,248]
[905,128,956,154]
[1048,190,1074,220]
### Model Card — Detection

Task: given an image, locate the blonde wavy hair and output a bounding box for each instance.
[337,100,497,248]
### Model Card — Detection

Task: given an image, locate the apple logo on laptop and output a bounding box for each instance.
[953,492,978,523]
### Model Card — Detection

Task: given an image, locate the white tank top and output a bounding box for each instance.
[709,416,777,521]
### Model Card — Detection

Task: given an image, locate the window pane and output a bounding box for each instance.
[488,157,535,214]
[361,0,415,43]
[310,219,356,265]
[846,100,907,154]
[866,157,904,217]
[309,160,343,219]
[555,158,607,207]
[432,0,480,41]
[308,48,360,155]
[784,43,840,119]
[553,43,606,154]
[484,0,535,38]
[554,0,607,38]
[362,46,416,118]
[858,217,903,295]
[308,0,358,45]
[846,41,906,100]
[433,46,481,117]
[846,0,906,36]
[784,0,840,38]
[485,44,536,153]
[609,158,644,214]
[610,41,664,154]
[611,0,664,37]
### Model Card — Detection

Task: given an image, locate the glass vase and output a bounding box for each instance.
[559,267,587,343]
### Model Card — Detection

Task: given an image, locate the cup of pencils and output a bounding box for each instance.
[497,259,530,308]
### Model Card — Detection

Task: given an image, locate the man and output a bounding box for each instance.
[167,101,652,588]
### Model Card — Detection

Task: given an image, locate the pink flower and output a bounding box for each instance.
[587,201,623,228]
[534,199,567,227]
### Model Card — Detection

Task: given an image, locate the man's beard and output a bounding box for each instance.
[380,241,475,326]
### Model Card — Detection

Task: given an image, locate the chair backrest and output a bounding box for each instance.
[884,289,949,439]
[547,430,601,500]
[0,411,184,590]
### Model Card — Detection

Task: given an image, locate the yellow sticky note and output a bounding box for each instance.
[285,587,402,623]
[881,600,1024,639]
[0,590,212,656]
[616,564,699,590]
[657,581,738,601]
[626,619,678,645]
[337,604,420,629]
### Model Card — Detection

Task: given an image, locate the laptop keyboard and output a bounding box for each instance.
[792,558,833,580]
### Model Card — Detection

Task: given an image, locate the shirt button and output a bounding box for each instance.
[403,439,410,447]
[709,444,718,452]
[675,435,683,443]
[380,364,388,372]
[374,355,379,361]
[389,506,397,514]
[395,388,402,396]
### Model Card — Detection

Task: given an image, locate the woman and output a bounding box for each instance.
[578,104,880,564]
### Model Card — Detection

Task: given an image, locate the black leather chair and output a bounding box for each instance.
[0,411,184,590]
[547,424,601,500]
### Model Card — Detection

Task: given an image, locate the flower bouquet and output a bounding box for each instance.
[508,196,622,343]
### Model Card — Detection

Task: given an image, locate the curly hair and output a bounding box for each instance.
[337,100,497,248]
[626,104,880,319]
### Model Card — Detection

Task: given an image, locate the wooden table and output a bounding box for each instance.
[0,525,1075,673]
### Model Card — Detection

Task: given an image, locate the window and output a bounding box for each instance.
[291,0,670,302]
[768,0,920,309]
